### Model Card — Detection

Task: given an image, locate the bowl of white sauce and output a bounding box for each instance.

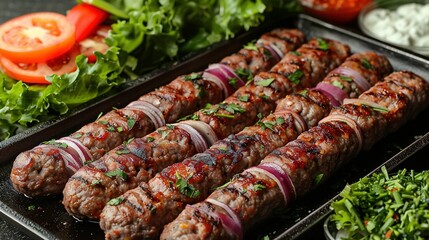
[359,0,429,56]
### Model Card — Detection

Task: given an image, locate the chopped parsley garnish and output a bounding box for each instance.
[214,113,235,119]
[127,117,136,129]
[314,173,324,185]
[331,167,429,239]
[175,172,201,198]
[361,58,374,70]
[288,69,304,84]
[332,80,344,89]
[184,72,202,81]
[370,105,389,113]
[123,138,134,146]
[234,68,253,82]
[116,148,130,155]
[340,75,353,82]
[317,38,329,51]
[146,136,155,142]
[117,126,124,132]
[161,130,170,139]
[28,205,36,211]
[244,41,258,51]
[238,94,250,102]
[104,169,128,180]
[98,120,108,125]
[256,78,275,87]
[166,124,174,130]
[91,179,102,186]
[253,184,266,191]
[289,51,301,56]
[258,120,275,131]
[43,140,67,149]
[298,89,309,97]
[107,197,124,206]
[96,112,103,121]
[107,126,116,132]
[72,132,83,139]
[224,103,245,114]
[228,78,238,89]
[276,117,285,125]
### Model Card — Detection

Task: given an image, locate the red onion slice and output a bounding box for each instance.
[180,120,219,146]
[275,110,308,135]
[126,100,165,129]
[312,87,340,107]
[315,82,347,105]
[332,67,371,93]
[203,68,232,97]
[319,114,363,152]
[57,137,92,162]
[247,164,295,206]
[343,98,389,112]
[208,63,245,87]
[262,43,283,63]
[173,123,209,153]
[206,198,243,240]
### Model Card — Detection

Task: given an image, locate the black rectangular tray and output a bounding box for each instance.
[0,14,428,240]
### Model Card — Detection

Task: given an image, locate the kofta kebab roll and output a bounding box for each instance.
[161,71,429,240]
[99,52,392,239]
[64,37,351,221]
[10,29,305,197]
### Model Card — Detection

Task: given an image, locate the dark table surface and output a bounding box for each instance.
[0,1,428,240]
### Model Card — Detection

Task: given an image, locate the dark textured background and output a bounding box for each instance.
[0,2,75,239]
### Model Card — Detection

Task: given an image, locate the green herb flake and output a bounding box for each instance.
[146,136,155,142]
[104,169,128,180]
[228,78,238,89]
[259,94,269,100]
[117,126,124,132]
[166,124,174,130]
[116,148,130,155]
[107,197,124,206]
[215,179,233,190]
[127,118,136,129]
[253,184,266,191]
[298,89,309,97]
[43,139,67,149]
[175,172,201,198]
[91,179,102,186]
[161,130,170,139]
[314,173,324,185]
[340,75,353,82]
[124,138,134,146]
[96,112,103,121]
[214,113,235,119]
[258,121,275,131]
[276,117,285,125]
[361,58,374,70]
[184,72,202,81]
[289,51,301,56]
[28,205,36,211]
[244,41,258,51]
[98,120,108,125]
[72,132,83,139]
[332,80,344,89]
[107,126,116,132]
[288,69,304,84]
[235,68,253,82]
[256,78,275,87]
[224,103,245,114]
[317,38,329,51]
[238,94,250,102]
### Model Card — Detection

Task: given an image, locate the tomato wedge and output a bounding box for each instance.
[0,45,80,84]
[78,25,110,63]
[67,3,109,42]
[0,12,75,63]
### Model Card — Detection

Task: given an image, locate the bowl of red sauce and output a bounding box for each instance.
[300,0,373,24]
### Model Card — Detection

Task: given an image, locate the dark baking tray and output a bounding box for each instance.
[0,14,428,240]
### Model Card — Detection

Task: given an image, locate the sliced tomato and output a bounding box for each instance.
[0,45,80,84]
[78,25,110,63]
[67,3,109,42]
[0,12,75,63]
